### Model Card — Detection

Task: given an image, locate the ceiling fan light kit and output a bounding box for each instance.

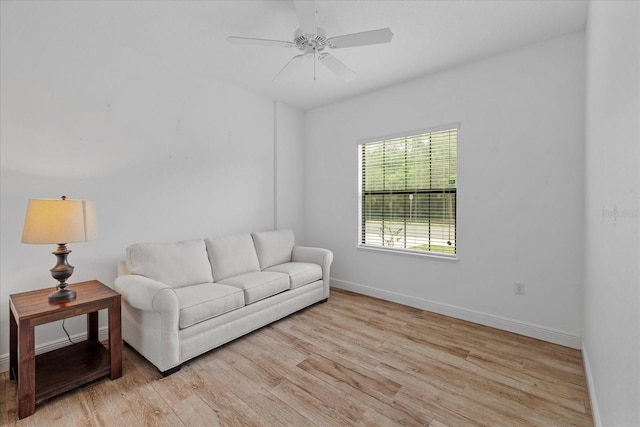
[227,0,393,81]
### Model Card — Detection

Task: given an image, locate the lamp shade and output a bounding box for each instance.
[22,198,97,244]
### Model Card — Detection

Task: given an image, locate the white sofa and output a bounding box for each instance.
[114,230,332,376]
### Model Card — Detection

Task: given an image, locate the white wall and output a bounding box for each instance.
[304,32,586,347]
[0,3,304,365]
[583,1,640,426]
[275,102,306,241]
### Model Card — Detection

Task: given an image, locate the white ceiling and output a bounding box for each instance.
[5,0,588,111]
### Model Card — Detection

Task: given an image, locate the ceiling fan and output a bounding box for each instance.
[226,0,393,81]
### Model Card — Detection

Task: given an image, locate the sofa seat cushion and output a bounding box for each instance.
[126,239,213,289]
[174,283,245,329]
[206,234,260,281]
[218,272,289,305]
[264,262,322,289]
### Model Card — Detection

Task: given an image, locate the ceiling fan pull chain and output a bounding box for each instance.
[314,47,317,80]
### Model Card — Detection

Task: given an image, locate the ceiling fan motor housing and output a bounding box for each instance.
[294,28,327,54]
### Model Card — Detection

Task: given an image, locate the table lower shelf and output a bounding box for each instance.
[34,340,111,404]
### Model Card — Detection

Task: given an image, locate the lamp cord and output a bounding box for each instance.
[62,319,75,344]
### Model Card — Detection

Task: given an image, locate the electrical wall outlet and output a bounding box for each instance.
[514,282,525,295]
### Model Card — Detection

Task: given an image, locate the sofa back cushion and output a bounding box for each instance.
[206,234,260,281]
[126,239,213,288]
[252,229,294,270]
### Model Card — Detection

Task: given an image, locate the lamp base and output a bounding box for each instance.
[48,243,76,303]
[48,287,76,303]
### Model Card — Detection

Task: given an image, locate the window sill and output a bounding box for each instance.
[357,244,458,262]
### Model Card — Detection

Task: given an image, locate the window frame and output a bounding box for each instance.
[357,123,460,260]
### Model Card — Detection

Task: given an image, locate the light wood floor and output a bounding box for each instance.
[1,288,592,426]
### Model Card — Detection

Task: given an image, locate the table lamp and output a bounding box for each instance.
[21,196,97,303]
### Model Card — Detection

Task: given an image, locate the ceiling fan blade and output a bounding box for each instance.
[327,28,393,49]
[294,0,317,35]
[318,53,356,81]
[273,55,304,81]
[227,36,293,48]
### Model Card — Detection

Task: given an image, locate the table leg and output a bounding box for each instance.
[17,320,35,419]
[9,304,17,381]
[109,296,122,379]
[87,311,98,342]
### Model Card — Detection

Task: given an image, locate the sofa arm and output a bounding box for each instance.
[292,246,333,298]
[114,273,180,373]
[114,274,178,315]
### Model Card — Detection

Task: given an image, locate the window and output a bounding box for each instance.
[358,127,457,256]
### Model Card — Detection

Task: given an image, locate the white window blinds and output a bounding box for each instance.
[359,128,457,255]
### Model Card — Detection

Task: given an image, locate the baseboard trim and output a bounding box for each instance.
[331,278,582,349]
[2,282,582,372]
[0,327,109,373]
[582,342,602,427]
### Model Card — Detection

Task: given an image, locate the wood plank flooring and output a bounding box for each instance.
[1,288,593,426]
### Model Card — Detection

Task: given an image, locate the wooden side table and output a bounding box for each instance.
[9,280,122,419]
